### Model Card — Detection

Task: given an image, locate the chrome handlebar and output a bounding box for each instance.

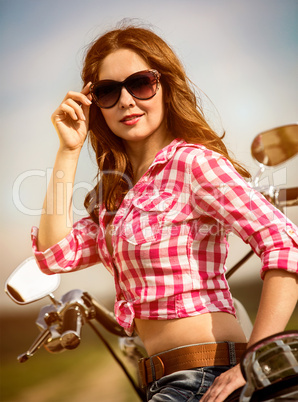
[17,289,126,362]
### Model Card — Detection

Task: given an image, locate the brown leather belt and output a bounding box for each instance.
[138,342,247,388]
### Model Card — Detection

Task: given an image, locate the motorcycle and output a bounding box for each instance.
[5,124,298,401]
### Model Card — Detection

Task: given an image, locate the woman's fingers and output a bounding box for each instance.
[61,82,92,106]
[53,87,93,123]
[61,98,87,121]
[81,81,92,95]
[81,83,93,124]
[50,84,93,150]
[200,365,245,401]
[62,90,92,107]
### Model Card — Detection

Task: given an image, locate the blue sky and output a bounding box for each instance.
[1,0,297,309]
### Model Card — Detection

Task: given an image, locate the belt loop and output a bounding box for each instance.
[227,342,237,366]
[149,357,156,382]
[138,358,148,388]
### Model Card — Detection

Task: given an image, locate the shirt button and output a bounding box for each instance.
[287,228,295,235]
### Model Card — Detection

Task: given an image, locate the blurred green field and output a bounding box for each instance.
[0,313,139,402]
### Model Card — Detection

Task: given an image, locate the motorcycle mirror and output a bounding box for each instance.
[5,257,60,304]
[251,123,298,167]
[240,331,298,401]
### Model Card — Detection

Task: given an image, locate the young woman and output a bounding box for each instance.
[31,24,298,401]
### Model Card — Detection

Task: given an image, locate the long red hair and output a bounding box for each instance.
[81,24,250,221]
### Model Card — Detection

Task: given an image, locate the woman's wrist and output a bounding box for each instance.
[57,144,83,160]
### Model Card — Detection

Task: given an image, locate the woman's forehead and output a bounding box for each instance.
[98,49,150,81]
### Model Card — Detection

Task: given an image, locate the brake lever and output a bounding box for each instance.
[17,329,51,363]
[60,305,83,349]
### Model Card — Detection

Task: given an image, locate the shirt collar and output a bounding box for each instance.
[150,138,186,167]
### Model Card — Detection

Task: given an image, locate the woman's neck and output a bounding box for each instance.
[124,133,174,183]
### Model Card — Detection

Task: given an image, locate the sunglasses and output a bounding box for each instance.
[90,69,161,109]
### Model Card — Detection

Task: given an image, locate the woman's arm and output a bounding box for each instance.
[37,84,92,251]
[201,269,298,401]
[247,269,298,346]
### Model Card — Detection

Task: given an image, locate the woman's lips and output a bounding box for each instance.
[120,114,144,125]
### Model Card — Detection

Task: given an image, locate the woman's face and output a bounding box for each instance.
[97,49,167,146]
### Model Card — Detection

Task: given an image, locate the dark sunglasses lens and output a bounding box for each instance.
[91,71,158,108]
[127,73,157,99]
[92,82,120,108]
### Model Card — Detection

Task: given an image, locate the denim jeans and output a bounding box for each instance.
[146,366,231,401]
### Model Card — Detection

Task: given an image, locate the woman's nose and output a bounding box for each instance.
[118,86,136,108]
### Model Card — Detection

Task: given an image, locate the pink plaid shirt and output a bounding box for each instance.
[32,139,298,335]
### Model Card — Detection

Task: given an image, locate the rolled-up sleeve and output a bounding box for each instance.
[190,149,298,279]
[258,226,298,277]
[31,217,101,275]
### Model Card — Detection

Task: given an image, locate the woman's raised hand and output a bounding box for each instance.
[51,83,93,152]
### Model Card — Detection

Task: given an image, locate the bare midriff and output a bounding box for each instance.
[134,313,247,356]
